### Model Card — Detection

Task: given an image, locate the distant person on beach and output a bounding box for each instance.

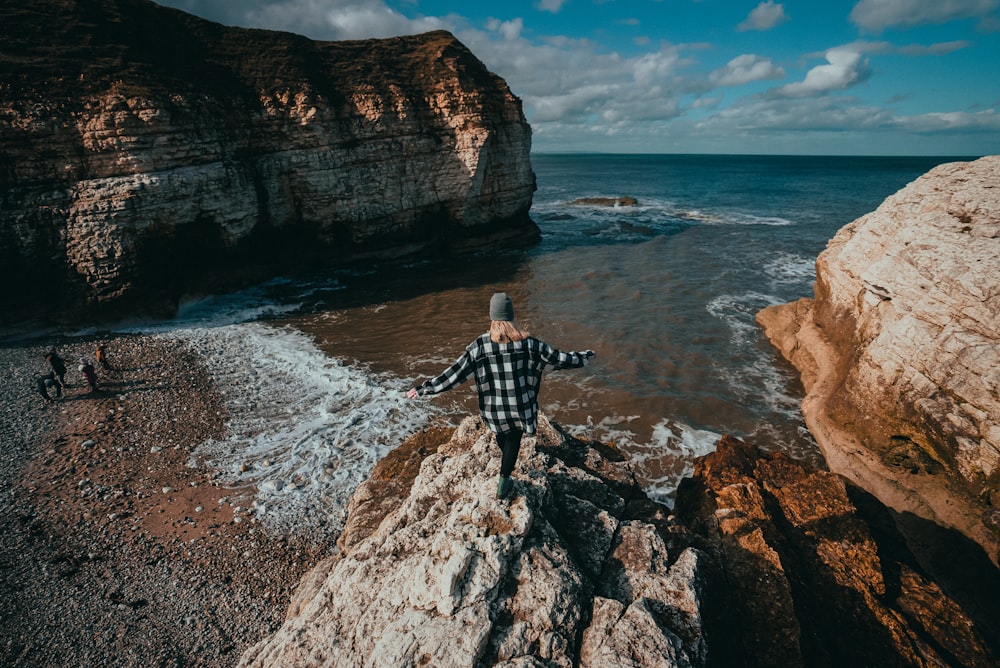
[36,372,62,402]
[407,292,594,499]
[79,359,98,393]
[95,345,113,372]
[45,350,67,386]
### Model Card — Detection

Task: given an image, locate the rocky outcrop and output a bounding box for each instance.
[240,417,1000,667]
[677,436,999,668]
[757,156,1000,562]
[239,416,712,668]
[0,0,538,320]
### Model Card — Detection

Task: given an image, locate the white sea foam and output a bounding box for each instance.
[160,321,435,540]
[763,252,816,285]
[629,419,722,505]
[705,290,808,427]
[706,291,786,346]
[678,209,793,226]
[560,413,721,506]
[172,280,306,327]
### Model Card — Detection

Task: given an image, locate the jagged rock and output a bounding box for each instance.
[758,155,1000,561]
[675,435,1000,668]
[0,0,538,320]
[240,415,1000,666]
[239,416,710,668]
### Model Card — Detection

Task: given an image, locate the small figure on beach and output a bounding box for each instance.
[35,371,62,402]
[407,292,594,499]
[95,344,113,372]
[45,350,67,386]
[79,358,98,393]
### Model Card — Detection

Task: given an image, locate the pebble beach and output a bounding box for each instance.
[0,333,331,667]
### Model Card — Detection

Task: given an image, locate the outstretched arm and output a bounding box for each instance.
[409,349,476,397]
[537,340,595,370]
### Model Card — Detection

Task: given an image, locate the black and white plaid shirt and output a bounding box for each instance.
[416,334,592,435]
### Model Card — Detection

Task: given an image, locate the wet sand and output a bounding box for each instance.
[0,334,331,667]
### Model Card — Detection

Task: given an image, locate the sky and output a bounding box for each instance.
[152,0,1000,156]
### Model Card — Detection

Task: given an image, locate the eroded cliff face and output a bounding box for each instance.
[758,155,1000,560]
[0,0,537,320]
[240,417,1000,667]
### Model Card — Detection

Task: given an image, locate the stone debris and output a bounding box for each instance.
[0,334,327,667]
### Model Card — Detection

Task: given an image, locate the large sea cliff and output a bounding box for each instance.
[1,0,537,323]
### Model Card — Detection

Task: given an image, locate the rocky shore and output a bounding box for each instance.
[0,334,332,667]
[3,329,999,666]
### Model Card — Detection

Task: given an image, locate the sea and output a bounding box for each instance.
[118,154,971,539]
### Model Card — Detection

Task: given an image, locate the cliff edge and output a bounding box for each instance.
[758,155,1000,563]
[240,416,999,667]
[0,0,538,321]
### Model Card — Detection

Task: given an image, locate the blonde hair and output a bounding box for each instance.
[490,319,530,344]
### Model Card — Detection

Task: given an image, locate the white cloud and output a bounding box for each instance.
[246,0,446,40]
[486,17,524,41]
[737,1,789,32]
[710,54,785,86]
[897,40,973,55]
[536,0,567,14]
[849,0,1000,32]
[631,47,686,85]
[775,46,871,97]
[155,0,447,41]
[151,0,1000,154]
[461,30,693,126]
[897,108,1000,132]
[694,95,896,136]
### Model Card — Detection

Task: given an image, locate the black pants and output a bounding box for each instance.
[496,428,524,478]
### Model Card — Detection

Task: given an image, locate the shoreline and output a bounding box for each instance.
[1,333,331,667]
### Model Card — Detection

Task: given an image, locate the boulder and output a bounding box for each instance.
[240,416,711,668]
[758,155,1000,562]
[676,435,1000,668]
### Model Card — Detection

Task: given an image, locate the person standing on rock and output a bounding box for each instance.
[45,350,67,386]
[407,292,594,499]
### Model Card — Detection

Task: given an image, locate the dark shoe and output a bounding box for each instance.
[496,476,513,499]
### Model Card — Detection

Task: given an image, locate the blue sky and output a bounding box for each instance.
[154,0,1000,155]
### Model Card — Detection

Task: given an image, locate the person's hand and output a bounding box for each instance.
[406,388,418,399]
[583,350,595,363]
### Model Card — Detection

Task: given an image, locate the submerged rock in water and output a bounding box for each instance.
[568,196,639,207]
[240,418,1000,667]
[757,155,1000,562]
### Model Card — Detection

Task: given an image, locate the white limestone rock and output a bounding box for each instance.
[758,155,1000,557]
[239,416,707,667]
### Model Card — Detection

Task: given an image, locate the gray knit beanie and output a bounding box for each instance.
[489,292,515,322]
